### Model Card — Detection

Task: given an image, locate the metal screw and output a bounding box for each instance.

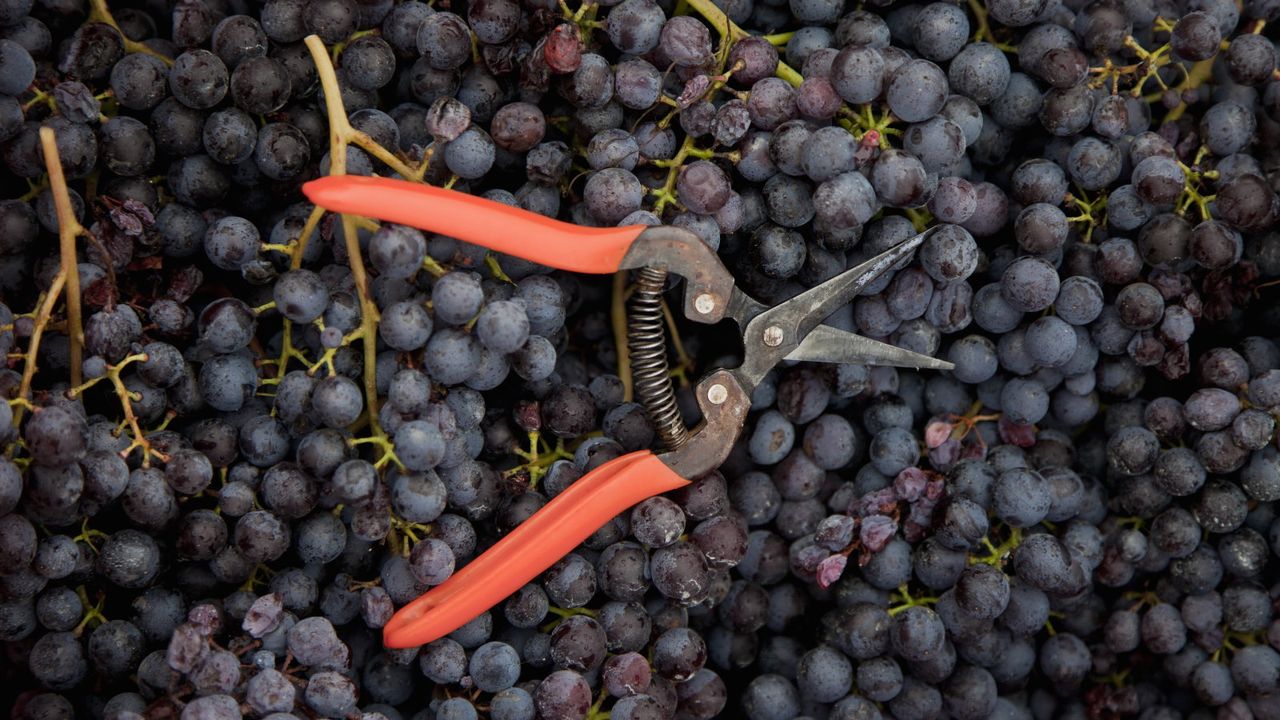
[707,383,728,405]
[694,293,716,315]
[762,325,784,347]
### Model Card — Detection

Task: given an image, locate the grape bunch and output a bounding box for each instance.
[4,0,1280,717]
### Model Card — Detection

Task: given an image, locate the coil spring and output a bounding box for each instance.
[627,266,690,451]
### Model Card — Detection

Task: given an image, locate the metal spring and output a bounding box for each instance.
[627,266,690,451]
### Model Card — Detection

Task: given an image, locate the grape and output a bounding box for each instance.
[886,59,948,122]
[96,530,161,589]
[1201,100,1257,158]
[614,59,662,112]
[1226,32,1276,84]
[367,224,426,279]
[245,668,296,714]
[627,497,683,549]
[200,109,256,167]
[742,674,801,720]
[1091,94,1130,138]
[940,95,983,146]
[585,168,645,224]
[1115,282,1165,330]
[444,126,496,179]
[28,632,88,690]
[380,300,434,351]
[746,77,798,130]
[947,42,1009,105]
[1067,136,1124,191]
[1014,203,1068,254]
[253,122,309,181]
[926,176,976,225]
[1052,276,1103,326]
[660,16,712,67]
[814,171,878,230]
[210,16,266,70]
[169,49,229,109]
[272,269,328,323]
[919,224,978,282]
[904,117,965,174]
[228,57,292,123]
[394,421,446,472]
[990,73,1042,130]
[792,644,850,702]
[1025,315,1076,367]
[25,405,88,468]
[564,54,614,108]
[1172,11,1223,61]
[829,45,884,104]
[794,77,840,121]
[1000,256,1060,312]
[199,353,258,412]
[871,149,930,208]
[987,0,1046,25]
[676,160,732,215]
[1132,155,1186,206]
[799,126,857,183]
[603,0,662,55]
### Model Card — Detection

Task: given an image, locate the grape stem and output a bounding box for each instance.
[88,0,174,65]
[69,352,168,465]
[887,583,940,616]
[504,431,573,488]
[540,605,599,633]
[261,204,329,393]
[387,515,433,556]
[1154,58,1215,123]
[969,525,1023,566]
[74,585,108,636]
[1064,188,1108,245]
[659,296,696,388]
[306,33,396,458]
[303,34,442,388]
[240,562,276,592]
[72,516,108,553]
[10,275,67,448]
[904,207,934,233]
[679,0,804,87]
[39,127,85,390]
[966,0,1017,52]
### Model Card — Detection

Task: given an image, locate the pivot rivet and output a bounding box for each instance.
[762,326,784,347]
[707,383,728,405]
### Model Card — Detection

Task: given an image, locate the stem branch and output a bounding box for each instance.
[306,34,389,448]
[39,127,84,389]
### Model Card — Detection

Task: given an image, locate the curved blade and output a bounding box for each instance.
[730,228,938,393]
[785,325,954,370]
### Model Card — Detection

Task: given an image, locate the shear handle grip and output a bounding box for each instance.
[302,176,646,274]
[382,450,689,649]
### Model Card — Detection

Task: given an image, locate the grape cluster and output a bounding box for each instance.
[4,0,1280,717]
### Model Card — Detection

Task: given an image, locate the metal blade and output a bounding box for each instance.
[771,227,936,340]
[784,325,955,370]
[730,228,938,392]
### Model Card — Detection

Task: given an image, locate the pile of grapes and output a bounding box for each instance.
[3,0,1280,717]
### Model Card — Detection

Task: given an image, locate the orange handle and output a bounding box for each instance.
[302,176,646,274]
[382,450,689,648]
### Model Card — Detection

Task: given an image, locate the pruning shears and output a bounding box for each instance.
[302,175,952,649]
